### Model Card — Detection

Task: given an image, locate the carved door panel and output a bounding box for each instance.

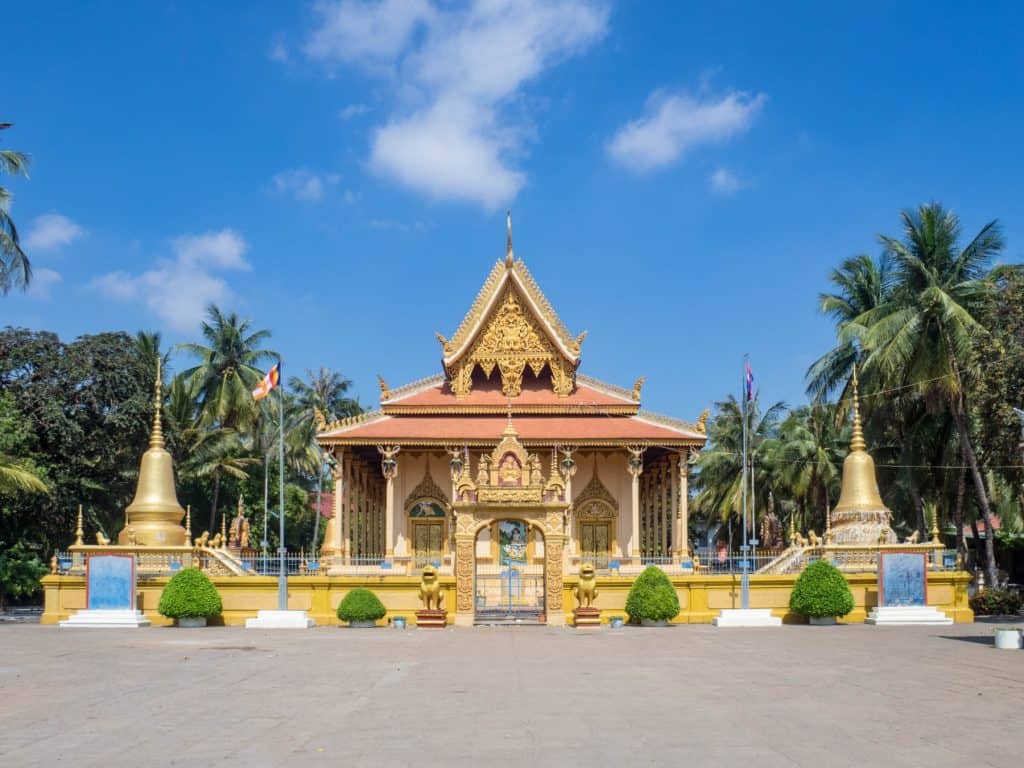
[580,522,610,569]
[414,521,444,568]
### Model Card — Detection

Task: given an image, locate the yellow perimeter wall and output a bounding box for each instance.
[41,571,972,626]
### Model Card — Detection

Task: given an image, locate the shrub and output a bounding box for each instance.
[0,543,48,610]
[789,560,854,618]
[157,568,222,619]
[970,589,1022,616]
[337,587,386,623]
[625,566,679,623]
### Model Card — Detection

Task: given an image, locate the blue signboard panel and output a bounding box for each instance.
[879,552,926,607]
[87,555,136,610]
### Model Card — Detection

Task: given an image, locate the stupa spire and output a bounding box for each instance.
[150,358,165,450]
[850,366,866,452]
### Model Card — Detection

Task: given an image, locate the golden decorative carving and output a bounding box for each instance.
[455,512,475,537]
[455,539,474,612]
[575,562,598,608]
[405,465,450,509]
[418,564,445,610]
[697,408,710,434]
[545,539,564,611]
[377,374,391,402]
[314,407,327,433]
[631,376,645,402]
[74,504,84,547]
[574,470,618,518]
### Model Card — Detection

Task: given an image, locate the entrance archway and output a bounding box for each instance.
[473,519,545,623]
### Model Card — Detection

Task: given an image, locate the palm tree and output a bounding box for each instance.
[0,455,48,495]
[859,203,1011,586]
[178,305,277,432]
[179,427,258,534]
[134,331,171,383]
[692,395,785,539]
[806,254,893,403]
[0,123,31,295]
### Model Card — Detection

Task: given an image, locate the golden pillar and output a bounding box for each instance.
[342,451,352,563]
[454,510,475,627]
[676,452,691,559]
[545,533,566,627]
[322,450,344,559]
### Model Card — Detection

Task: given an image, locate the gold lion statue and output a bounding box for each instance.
[575,562,599,608]
[808,530,821,547]
[418,564,445,611]
[905,530,921,544]
[194,531,210,547]
[209,532,223,548]
[95,532,110,546]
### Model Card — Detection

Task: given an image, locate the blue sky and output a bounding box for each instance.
[4,1,1023,418]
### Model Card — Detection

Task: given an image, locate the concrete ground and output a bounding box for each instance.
[0,620,1020,768]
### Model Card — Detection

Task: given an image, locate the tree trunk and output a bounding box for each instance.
[954,452,966,561]
[951,403,998,588]
[208,470,221,535]
[909,484,926,538]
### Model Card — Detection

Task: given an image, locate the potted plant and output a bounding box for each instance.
[337,587,386,628]
[790,560,854,624]
[993,626,1023,650]
[625,565,679,627]
[157,567,222,627]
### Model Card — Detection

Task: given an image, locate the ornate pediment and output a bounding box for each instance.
[574,470,618,519]
[441,257,584,399]
[453,422,565,505]
[404,465,449,510]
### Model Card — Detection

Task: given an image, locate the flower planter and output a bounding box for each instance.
[393,617,407,629]
[348,620,377,628]
[177,617,207,628]
[809,616,837,626]
[994,628,1022,650]
[640,619,668,627]
[609,616,624,629]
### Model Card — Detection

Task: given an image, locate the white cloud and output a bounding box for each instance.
[607,90,766,173]
[340,103,369,120]
[23,213,85,252]
[305,0,609,209]
[90,229,249,332]
[269,42,289,62]
[710,167,740,194]
[269,169,339,202]
[26,267,61,300]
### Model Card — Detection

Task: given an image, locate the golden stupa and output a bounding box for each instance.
[828,369,897,545]
[117,360,187,546]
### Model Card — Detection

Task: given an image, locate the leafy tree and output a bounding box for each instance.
[0,122,31,295]
[859,203,1012,586]
[0,542,47,609]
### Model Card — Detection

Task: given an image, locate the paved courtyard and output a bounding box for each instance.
[0,620,1019,767]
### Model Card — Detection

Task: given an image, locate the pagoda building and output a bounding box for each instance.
[315,225,706,625]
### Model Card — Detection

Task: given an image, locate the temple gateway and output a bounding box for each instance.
[314,235,707,626]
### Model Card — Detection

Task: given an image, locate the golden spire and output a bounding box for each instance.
[850,366,866,452]
[74,504,84,546]
[505,210,514,268]
[121,354,187,546]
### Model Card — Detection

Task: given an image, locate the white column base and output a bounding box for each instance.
[865,606,952,626]
[59,610,151,628]
[713,608,782,627]
[245,610,315,629]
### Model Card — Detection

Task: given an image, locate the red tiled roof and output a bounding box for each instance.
[387,375,632,408]
[319,414,703,444]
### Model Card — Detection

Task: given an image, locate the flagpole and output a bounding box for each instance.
[277,357,287,611]
[740,355,750,610]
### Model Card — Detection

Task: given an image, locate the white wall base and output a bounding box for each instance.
[865,606,952,626]
[713,608,782,627]
[244,610,315,629]
[59,610,151,628]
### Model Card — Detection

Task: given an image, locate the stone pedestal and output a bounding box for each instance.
[573,606,600,628]
[865,606,952,626]
[415,609,447,629]
[712,608,782,627]
[59,609,151,628]
[245,610,315,629]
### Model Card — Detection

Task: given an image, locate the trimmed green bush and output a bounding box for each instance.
[337,587,386,623]
[970,589,1022,616]
[790,560,854,619]
[157,568,222,619]
[625,566,680,623]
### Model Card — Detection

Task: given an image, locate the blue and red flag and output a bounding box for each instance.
[745,361,755,401]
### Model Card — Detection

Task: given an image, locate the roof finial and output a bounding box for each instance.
[850,366,866,452]
[151,357,165,450]
[505,209,514,268]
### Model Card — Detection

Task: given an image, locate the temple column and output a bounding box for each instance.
[454,510,474,627]
[676,452,690,560]
[627,447,644,560]
[379,446,399,559]
[342,452,352,562]
[660,459,669,557]
[323,449,344,558]
[545,527,566,627]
